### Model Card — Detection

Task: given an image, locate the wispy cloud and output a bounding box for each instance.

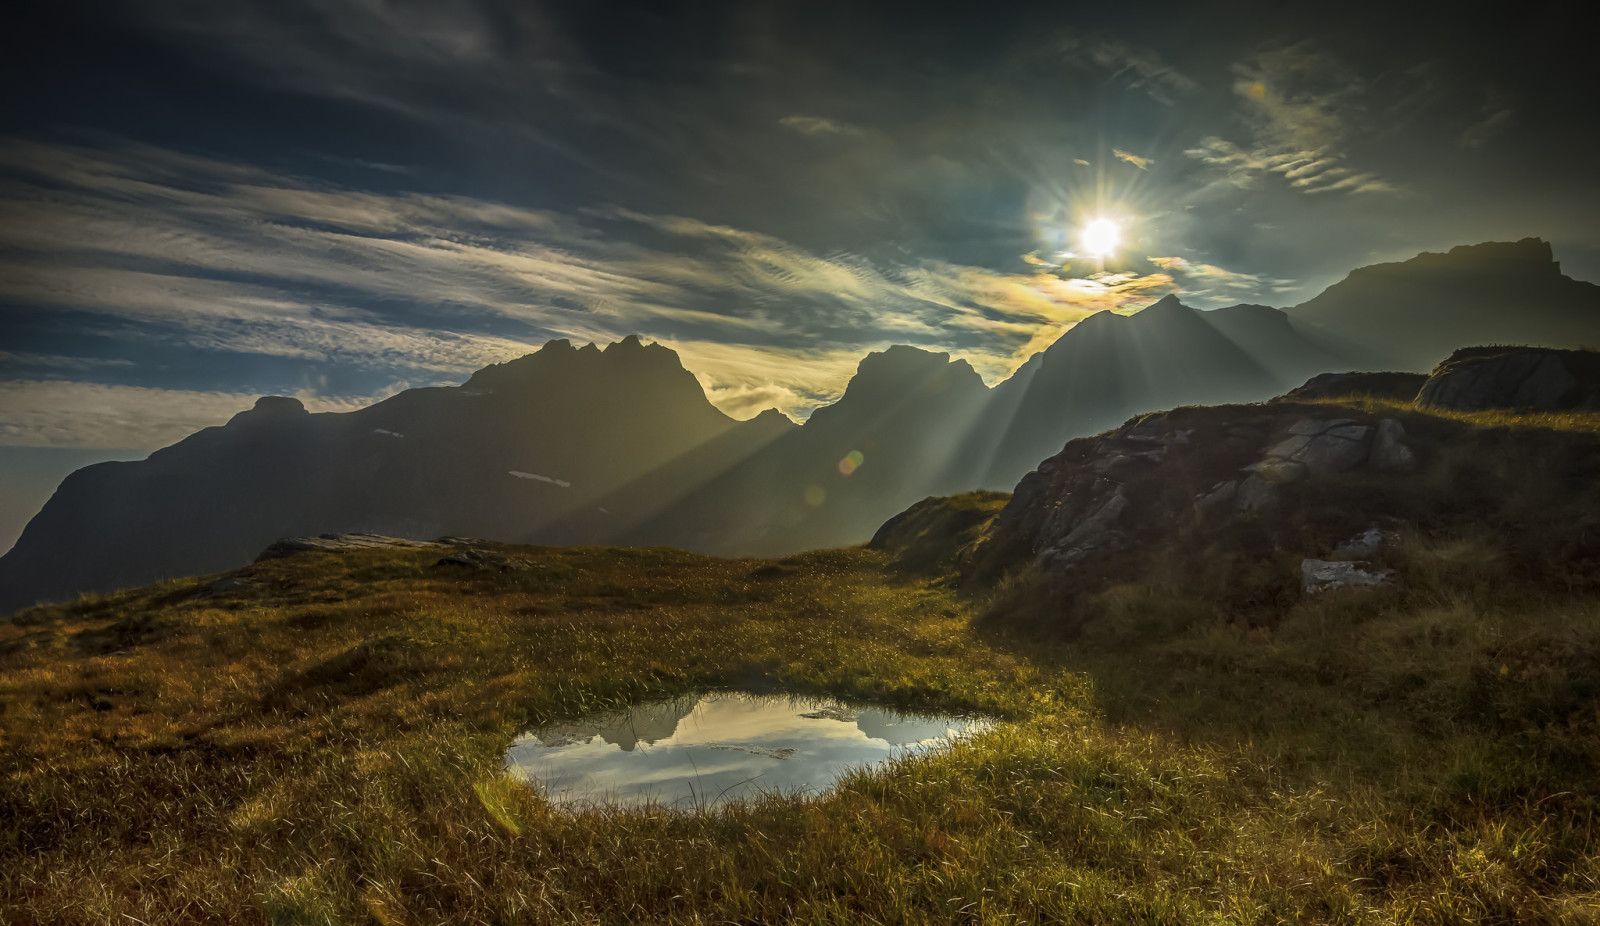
[1146,256,1293,300]
[1113,148,1153,170]
[779,116,864,137]
[0,381,371,450]
[0,140,1192,444]
[1061,36,1198,104]
[1185,45,1397,197]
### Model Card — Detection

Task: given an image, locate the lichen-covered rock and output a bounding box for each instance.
[1301,558,1394,594]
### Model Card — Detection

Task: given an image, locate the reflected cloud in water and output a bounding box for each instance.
[505,692,989,810]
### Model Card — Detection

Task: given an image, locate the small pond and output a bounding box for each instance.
[504,692,990,810]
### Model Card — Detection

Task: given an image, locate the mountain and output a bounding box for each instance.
[615,345,995,555]
[979,295,1347,483]
[1290,238,1600,370]
[0,337,793,614]
[4,239,1598,613]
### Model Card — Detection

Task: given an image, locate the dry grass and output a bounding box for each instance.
[0,536,1596,923]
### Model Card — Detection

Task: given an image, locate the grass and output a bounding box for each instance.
[2,533,1599,924]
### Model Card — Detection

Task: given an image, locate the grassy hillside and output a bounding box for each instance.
[4,400,1600,923]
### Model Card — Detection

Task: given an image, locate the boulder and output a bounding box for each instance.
[1416,347,1600,411]
[1301,558,1394,594]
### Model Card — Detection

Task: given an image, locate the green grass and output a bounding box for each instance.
[3,536,1599,924]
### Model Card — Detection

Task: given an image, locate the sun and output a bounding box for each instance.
[1081,218,1120,259]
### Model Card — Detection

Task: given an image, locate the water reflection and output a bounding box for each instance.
[505,692,988,810]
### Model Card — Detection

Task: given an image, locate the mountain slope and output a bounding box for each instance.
[0,337,785,613]
[5,239,1599,612]
[980,295,1346,483]
[1291,238,1600,370]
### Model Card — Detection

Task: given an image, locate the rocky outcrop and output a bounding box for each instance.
[1280,371,1427,403]
[257,533,446,560]
[1416,347,1600,412]
[1301,559,1394,594]
[985,400,1449,581]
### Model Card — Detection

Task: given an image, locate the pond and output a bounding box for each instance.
[504,691,990,810]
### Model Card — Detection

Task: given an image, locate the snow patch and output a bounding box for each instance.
[373,428,404,438]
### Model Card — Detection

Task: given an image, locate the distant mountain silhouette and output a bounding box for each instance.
[0,336,792,612]
[615,345,994,555]
[979,295,1348,484]
[1291,238,1600,370]
[3,239,1598,612]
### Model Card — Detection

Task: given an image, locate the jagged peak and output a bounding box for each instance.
[463,336,690,393]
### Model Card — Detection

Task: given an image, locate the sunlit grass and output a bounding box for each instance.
[3,541,1599,923]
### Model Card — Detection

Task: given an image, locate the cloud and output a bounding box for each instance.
[1063,36,1198,104]
[0,140,1191,437]
[1461,89,1514,148]
[779,116,864,137]
[1113,148,1153,170]
[0,380,373,449]
[1184,45,1397,197]
[1145,255,1292,300]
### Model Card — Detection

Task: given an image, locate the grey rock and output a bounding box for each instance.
[1301,558,1394,594]
[1331,527,1390,560]
[1369,418,1416,472]
[1251,418,1372,483]
[1195,480,1238,515]
[1250,456,1309,484]
[1287,417,1357,437]
[257,533,445,561]
[1298,426,1371,476]
[1265,434,1314,459]
[1038,487,1130,572]
[1234,474,1279,513]
[1417,349,1581,411]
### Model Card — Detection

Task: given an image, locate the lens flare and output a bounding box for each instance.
[1082,218,1120,259]
[838,450,865,475]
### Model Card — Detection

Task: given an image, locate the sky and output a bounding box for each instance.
[1,0,1597,484]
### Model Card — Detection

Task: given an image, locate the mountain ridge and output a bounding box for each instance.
[3,238,1598,613]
